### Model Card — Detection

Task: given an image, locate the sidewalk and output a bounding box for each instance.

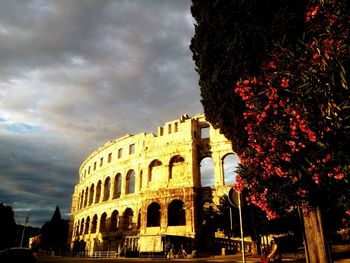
[206,252,350,263]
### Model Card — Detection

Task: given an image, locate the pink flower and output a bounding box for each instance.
[281,153,291,162]
[281,78,289,88]
[311,6,319,16]
[313,53,320,60]
[297,189,307,198]
[269,61,276,69]
[335,173,345,180]
[308,133,317,142]
[312,173,320,185]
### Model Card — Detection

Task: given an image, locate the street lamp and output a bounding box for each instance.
[20,215,29,247]
[228,187,246,263]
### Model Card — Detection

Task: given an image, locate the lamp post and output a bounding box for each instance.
[228,187,246,263]
[20,215,29,247]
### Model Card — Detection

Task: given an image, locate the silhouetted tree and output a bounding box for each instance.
[191,1,349,262]
[216,195,303,254]
[40,206,68,254]
[0,203,17,249]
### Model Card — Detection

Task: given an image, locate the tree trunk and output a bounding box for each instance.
[301,206,332,263]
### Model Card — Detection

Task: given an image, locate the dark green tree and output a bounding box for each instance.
[190,0,306,153]
[216,195,303,254]
[40,206,69,254]
[190,0,350,262]
[0,203,17,249]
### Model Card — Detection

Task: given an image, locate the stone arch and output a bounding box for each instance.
[126,170,135,194]
[84,216,90,234]
[80,218,84,235]
[89,184,94,205]
[123,207,134,230]
[169,155,185,179]
[148,159,162,182]
[147,202,161,227]
[110,210,119,231]
[200,156,215,187]
[100,212,107,232]
[222,153,239,186]
[74,220,79,237]
[91,214,98,233]
[95,180,102,203]
[80,191,84,209]
[103,177,111,201]
[113,173,122,199]
[84,187,88,207]
[168,199,185,226]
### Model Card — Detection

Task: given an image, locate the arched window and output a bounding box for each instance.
[95,181,102,203]
[80,218,84,235]
[147,202,161,227]
[110,210,119,232]
[123,208,134,230]
[100,212,107,232]
[75,221,80,237]
[113,173,122,199]
[84,217,90,234]
[80,191,84,209]
[126,170,135,194]
[148,160,162,182]
[169,155,185,179]
[200,157,215,187]
[103,177,111,201]
[89,184,94,205]
[223,153,239,185]
[91,214,98,233]
[84,187,89,207]
[168,200,185,226]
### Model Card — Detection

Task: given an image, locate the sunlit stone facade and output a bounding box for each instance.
[68,114,237,255]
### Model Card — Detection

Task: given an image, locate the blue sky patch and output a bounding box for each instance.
[5,123,40,133]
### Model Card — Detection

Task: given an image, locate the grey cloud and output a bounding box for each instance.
[0,0,201,227]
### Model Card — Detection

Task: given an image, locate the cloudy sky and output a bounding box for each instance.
[0,0,202,228]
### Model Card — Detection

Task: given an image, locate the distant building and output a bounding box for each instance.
[29,235,41,251]
[68,114,238,256]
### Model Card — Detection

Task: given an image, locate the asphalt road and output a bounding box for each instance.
[36,254,263,263]
[36,255,350,263]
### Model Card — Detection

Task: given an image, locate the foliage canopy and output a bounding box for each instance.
[191,0,350,221]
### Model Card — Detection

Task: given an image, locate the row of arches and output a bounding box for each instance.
[200,153,239,187]
[77,154,185,210]
[77,153,238,211]
[73,200,186,238]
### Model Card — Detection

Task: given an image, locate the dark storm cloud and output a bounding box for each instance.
[0,0,201,227]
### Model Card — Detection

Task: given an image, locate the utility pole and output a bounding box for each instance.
[228,187,246,263]
[238,191,246,263]
[20,215,29,247]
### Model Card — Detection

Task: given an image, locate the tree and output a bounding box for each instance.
[216,195,303,255]
[190,0,306,153]
[40,206,69,255]
[0,203,17,249]
[190,0,350,262]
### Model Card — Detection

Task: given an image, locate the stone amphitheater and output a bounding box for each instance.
[68,113,238,256]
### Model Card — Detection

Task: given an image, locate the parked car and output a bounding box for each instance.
[0,247,37,263]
